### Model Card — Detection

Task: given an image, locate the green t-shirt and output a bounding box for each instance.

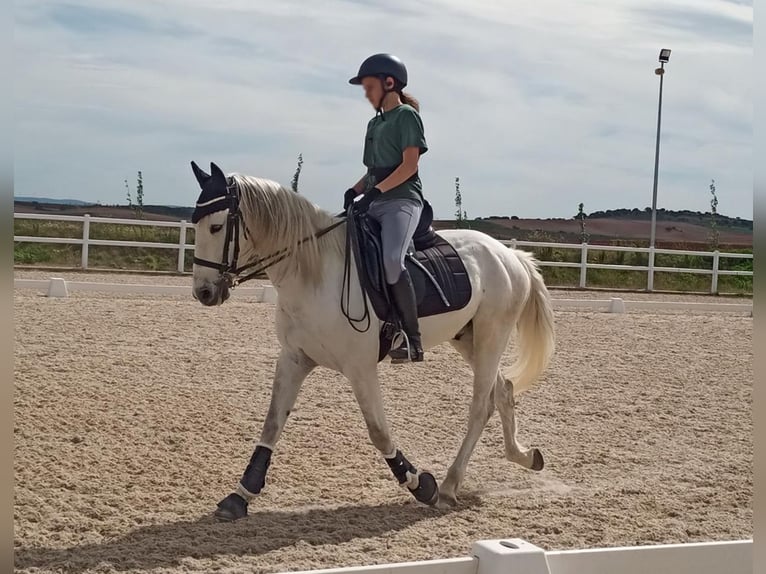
[362,104,428,203]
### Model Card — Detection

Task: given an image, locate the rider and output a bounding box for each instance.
[344,53,427,363]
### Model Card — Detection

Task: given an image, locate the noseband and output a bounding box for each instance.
[193,178,347,288]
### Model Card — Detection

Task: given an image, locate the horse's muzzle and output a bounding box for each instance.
[194,280,231,306]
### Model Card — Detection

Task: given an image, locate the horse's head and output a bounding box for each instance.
[189,160,244,306]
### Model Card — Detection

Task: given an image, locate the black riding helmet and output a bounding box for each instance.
[349,54,408,117]
[349,53,408,86]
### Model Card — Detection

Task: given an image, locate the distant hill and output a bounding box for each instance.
[585,207,751,232]
[14,200,194,221]
[477,208,752,230]
[15,196,97,206]
[451,208,751,248]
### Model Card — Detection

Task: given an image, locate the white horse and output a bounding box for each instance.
[189,162,555,520]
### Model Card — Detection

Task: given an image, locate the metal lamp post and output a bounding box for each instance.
[648,48,671,291]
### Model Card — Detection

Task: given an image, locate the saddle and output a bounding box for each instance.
[345,199,473,362]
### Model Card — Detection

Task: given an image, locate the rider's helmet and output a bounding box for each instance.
[349,53,408,88]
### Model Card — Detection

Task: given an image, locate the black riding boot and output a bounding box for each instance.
[388,270,424,363]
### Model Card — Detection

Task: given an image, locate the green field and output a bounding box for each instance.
[527,246,752,294]
[14,219,752,294]
[14,219,196,272]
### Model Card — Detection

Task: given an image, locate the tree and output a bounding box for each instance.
[577,202,589,243]
[125,179,132,208]
[454,177,468,228]
[291,153,303,192]
[135,170,144,219]
[124,171,144,219]
[709,179,719,251]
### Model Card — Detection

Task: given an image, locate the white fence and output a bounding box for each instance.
[14,213,752,293]
[278,538,752,574]
[14,213,194,273]
[501,239,752,293]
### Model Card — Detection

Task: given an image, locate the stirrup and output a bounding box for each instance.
[389,331,424,363]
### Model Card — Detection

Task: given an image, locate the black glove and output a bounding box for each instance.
[353,187,381,213]
[343,188,358,211]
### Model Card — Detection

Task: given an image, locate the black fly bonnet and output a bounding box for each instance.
[190,161,246,286]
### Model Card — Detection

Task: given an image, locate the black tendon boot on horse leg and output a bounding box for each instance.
[388,269,424,363]
[385,449,439,505]
[215,445,272,521]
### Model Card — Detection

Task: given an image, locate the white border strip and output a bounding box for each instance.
[553,297,752,314]
[14,278,265,299]
[277,539,752,574]
[285,557,476,574]
[544,539,753,574]
[13,279,752,314]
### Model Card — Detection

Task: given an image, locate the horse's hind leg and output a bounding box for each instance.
[438,323,505,508]
[495,375,544,471]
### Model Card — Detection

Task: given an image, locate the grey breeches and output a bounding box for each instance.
[366,197,423,284]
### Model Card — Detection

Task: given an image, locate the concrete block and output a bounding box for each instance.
[262,284,278,304]
[47,278,69,298]
[608,297,626,314]
[473,538,551,574]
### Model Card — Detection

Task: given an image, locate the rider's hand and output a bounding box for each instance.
[343,188,358,211]
[353,187,381,213]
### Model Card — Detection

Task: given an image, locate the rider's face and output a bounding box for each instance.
[361,76,392,108]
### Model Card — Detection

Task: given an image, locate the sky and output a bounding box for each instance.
[14,0,753,220]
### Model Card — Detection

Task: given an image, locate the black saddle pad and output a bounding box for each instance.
[347,210,472,360]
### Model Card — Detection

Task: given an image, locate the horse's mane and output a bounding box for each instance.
[232,173,345,286]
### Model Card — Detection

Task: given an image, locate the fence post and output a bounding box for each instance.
[647,246,655,291]
[711,250,720,294]
[81,214,90,269]
[510,238,517,249]
[177,220,187,273]
[579,242,588,288]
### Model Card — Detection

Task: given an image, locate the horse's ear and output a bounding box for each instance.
[210,162,226,182]
[191,161,210,185]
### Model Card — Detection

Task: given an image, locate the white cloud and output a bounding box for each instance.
[14,0,752,219]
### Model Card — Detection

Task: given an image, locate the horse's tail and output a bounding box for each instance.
[505,250,556,396]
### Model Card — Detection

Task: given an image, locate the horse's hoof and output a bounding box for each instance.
[435,492,457,509]
[214,493,248,521]
[409,472,439,506]
[531,448,544,471]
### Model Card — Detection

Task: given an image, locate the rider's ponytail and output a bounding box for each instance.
[399,91,420,112]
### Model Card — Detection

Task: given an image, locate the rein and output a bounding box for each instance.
[228,217,346,287]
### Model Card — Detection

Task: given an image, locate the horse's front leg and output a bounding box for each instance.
[347,369,439,506]
[214,347,315,521]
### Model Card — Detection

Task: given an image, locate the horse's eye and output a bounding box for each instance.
[210,224,223,234]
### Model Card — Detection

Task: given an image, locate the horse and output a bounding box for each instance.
[189,161,556,520]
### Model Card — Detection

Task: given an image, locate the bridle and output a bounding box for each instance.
[193,178,346,288]
[192,177,248,287]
